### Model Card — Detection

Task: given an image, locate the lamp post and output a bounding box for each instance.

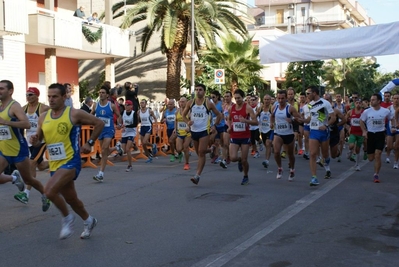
[302,17,321,93]
[190,0,195,99]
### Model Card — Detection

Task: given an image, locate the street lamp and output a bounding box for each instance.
[190,0,195,99]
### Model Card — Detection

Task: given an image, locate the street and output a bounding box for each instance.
[1,150,398,267]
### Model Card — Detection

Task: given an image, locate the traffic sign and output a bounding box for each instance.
[214,69,225,84]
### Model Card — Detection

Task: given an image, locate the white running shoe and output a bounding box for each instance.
[12,170,25,192]
[386,158,390,163]
[276,168,283,179]
[355,165,361,171]
[288,169,295,182]
[393,163,398,169]
[80,217,97,239]
[115,141,124,156]
[60,214,75,240]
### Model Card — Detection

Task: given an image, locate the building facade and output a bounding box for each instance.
[249,0,375,92]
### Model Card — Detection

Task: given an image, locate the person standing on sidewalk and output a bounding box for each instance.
[227,89,259,185]
[0,80,50,211]
[360,93,393,183]
[31,83,104,239]
[182,84,222,185]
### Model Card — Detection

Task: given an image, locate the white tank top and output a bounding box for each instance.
[259,110,272,134]
[274,105,293,135]
[139,108,152,126]
[190,100,210,132]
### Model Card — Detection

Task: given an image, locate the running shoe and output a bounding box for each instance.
[60,214,75,240]
[93,173,104,182]
[178,153,183,163]
[152,144,158,156]
[276,168,283,179]
[317,158,324,167]
[238,160,243,172]
[310,177,319,186]
[115,141,124,156]
[42,195,51,212]
[386,158,390,164]
[12,170,25,192]
[324,170,331,179]
[251,150,256,156]
[214,157,222,164]
[288,169,295,182]
[337,156,341,163]
[355,165,361,171]
[80,217,97,239]
[14,191,28,204]
[303,153,310,160]
[183,163,190,170]
[281,151,286,159]
[262,160,269,169]
[241,177,249,185]
[145,157,153,163]
[220,160,227,169]
[298,149,304,156]
[259,142,264,152]
[210,145,216,159]
[190,175,200,185]
[350,155,356,162]
[373,174,380,183]
[126,165,133,172]
[394,163,398,169]
[253,152,260,158]
[170,155,175,162]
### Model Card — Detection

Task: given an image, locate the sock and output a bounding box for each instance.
[99,171,104,176]
[324,157,331,165]
[11,175,17,183]
[84,215,93,224]
[356,153,361,164]
[244,175,248,178]
[312,175,317,179]
[24,189,30,198]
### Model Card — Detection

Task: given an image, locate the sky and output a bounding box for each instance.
[247,0,399,73]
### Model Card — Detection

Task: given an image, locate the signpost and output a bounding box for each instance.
[214,69,225,85]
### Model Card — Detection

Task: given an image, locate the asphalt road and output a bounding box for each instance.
[1,148,398,267]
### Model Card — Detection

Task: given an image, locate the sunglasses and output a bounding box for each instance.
[26,94,35,97]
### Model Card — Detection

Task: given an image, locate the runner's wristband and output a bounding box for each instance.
[88,139,95,146]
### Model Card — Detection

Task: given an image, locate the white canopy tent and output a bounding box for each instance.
[259,21,399,64]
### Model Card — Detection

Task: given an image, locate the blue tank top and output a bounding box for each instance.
[211,101,225,127]
[164,108,176,129]
[95,101,114,130]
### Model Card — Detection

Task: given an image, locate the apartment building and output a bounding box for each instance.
[249,0,375,91]
[0,0,133,106]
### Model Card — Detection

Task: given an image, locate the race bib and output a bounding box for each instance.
[261,122,270,128]
[29,119,38,130]
[166,115,175,122]
[192,112,204,120]
[124,119,133,125]
[178,122,187,130]
[371,119,384,126]
[351,118,360,126]
[276,122,289,130]
[0,126,12,140]
[310,120,321,130]
[141,117,149,122]
[233,122,245,132]
[99,117,110,127]
[47,142,67,161]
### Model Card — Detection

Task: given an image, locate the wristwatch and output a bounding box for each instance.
[87,139,95,146]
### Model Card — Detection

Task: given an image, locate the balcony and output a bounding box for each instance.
[25,8,131,59]
[0,0,29,36]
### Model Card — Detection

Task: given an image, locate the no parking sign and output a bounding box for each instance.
[214,69,225,85]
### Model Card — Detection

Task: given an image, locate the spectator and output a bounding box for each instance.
[81,97,93,113]
[118,98,125,114]
[109,88,121,125]
[64,83,74,107]
[87,12,100,24]
[124,82,139,113]
[73,6,86,19]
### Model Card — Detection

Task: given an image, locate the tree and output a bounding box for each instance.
[283,61,324,93]
[323,58,379,98]
[199,34,265,92]
[113,0,248,99]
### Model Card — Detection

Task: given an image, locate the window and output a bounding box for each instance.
[276,9,284,24]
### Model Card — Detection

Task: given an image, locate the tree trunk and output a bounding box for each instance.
[166,51,184,100]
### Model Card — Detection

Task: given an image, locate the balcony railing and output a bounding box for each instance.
[0,0,29,35]
[26,8,130,58]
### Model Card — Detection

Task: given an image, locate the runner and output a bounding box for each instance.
[259,94,274,169]
[219,91,234,168]
[346,98,364,171]
[333,93,347,162]
[121,100,138,172]
[248,95,262,158]
[227,89,258,185]
[271,90,302,181]
[360,93,392,183]
[305,86,336,186]
[182,84,222,185]
[31,83,104,239]
[175,97,191,170]
[381,91,393,163]
[138,99,158,163]
[14,87,50,204]
[161,99,178,162]
[298,92,307,156]
[209,90,226,164]
[390,93,399,169]
[0,80,50,211]
[92,86,123,181]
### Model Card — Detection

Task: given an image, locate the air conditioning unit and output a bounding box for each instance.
[288,4,294,9]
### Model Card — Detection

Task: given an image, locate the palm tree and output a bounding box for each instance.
[112,0,249,99]
[199,34,265,92]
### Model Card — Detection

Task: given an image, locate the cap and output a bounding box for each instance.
[125,100,133,106]
[27,87,40,96]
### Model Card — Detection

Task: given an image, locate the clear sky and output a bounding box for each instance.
[247,0,399,73]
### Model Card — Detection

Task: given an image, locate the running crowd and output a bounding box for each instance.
[0,80,397,240]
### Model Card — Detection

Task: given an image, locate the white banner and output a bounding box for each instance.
[259,21,399,64]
